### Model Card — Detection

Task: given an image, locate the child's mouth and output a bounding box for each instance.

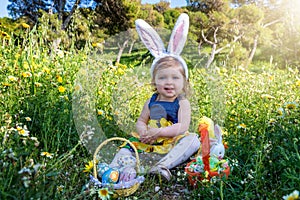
[164,87,174,93]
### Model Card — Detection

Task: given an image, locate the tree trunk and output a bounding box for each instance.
[245,34,258,68]
[206,43,216,68]
[244,20,281,68]
[61,0,81,30]
[128,40,135,54]
[116,40,129,64]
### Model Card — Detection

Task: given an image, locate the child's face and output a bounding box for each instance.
[154,66,184,101]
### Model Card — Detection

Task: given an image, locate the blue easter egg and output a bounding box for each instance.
[102,168,119,184]
[97,163,110,178]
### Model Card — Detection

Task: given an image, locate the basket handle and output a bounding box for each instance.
[93,137,140,178]
[195,123,208,157]
[194,123,211,172]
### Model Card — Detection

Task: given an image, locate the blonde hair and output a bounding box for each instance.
[151,56,190,97]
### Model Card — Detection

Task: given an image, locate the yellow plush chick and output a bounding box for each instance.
[199,116,216,139]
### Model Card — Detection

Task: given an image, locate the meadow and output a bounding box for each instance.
[0,26,299,200]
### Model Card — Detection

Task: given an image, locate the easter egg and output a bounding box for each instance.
[209,157,220,172]
[102,168,119,184]
[97,163,110,178]
[196,156,203,165]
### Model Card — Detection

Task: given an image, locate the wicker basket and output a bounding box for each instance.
[185,159,230,187]
[185,122,230,187]
[93,137,141,197]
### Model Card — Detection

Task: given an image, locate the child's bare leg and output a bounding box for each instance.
[150,133,200,181]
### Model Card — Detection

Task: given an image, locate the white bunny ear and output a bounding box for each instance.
[135,19,166,58]
[214,124,223,143]
[167,13,189,55]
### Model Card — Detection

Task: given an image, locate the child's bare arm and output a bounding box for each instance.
[157,99,190,136]
[141,99,191,143]
[136,99,150,136]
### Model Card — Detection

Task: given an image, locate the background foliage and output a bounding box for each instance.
[0,0,299,199]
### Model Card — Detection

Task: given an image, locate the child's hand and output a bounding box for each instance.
[140,127,160,144]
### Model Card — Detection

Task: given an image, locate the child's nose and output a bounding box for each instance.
[166,77,173,84]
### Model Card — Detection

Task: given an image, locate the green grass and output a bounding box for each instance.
[0,28,299,200]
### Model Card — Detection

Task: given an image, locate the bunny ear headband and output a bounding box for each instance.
[135,13,189,79]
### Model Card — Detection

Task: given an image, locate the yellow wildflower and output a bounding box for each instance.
[268,75,274,81]
[98,188,113,200]
[97,110,104,115]
[91,42,98,48]
[2,82,11,87]
[21,23,30,29]
[277,108,285,118]
[58,86,66,93]
[283,190,299,200]
[117,68,124,75]
[220,67,227,73]
[0,30,10,39]
[22,72,32,78]
[57,76,63,83]
[17,126,29,136]
[35,82,42,87]
[25,117,31,121]
[41,152,54,158]
[83,161,93,173]
[284,102,298,110]
[57,185,64,193]
[106,116,113,121]
[74,84,82,91]
[42,67,50,74]
[23,62,29,69]
[116,63,127,69]
[261,94,275,100]
[238,123,247,129]
[8,76,18,81]
[268,118,276,125]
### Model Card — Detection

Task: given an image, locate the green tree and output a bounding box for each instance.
[189,0,246,68]
[7,0,83,30]
[163,9,181,29]
[138,3,164,28]
[154,1,171,13]
[8,0,51,22]
[264,0,300,67]
[189,0,227,13]
[233,4,266,67]
[93,0,141,35]
[230,0,280,7]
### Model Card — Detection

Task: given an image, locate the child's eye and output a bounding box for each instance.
[158,76,166,80]
[173,76,180,79]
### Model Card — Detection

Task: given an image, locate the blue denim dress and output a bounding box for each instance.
[148,93,179,126]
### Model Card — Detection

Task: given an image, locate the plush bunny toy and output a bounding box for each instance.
[209,124,225,159]
[135,13,189,79]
